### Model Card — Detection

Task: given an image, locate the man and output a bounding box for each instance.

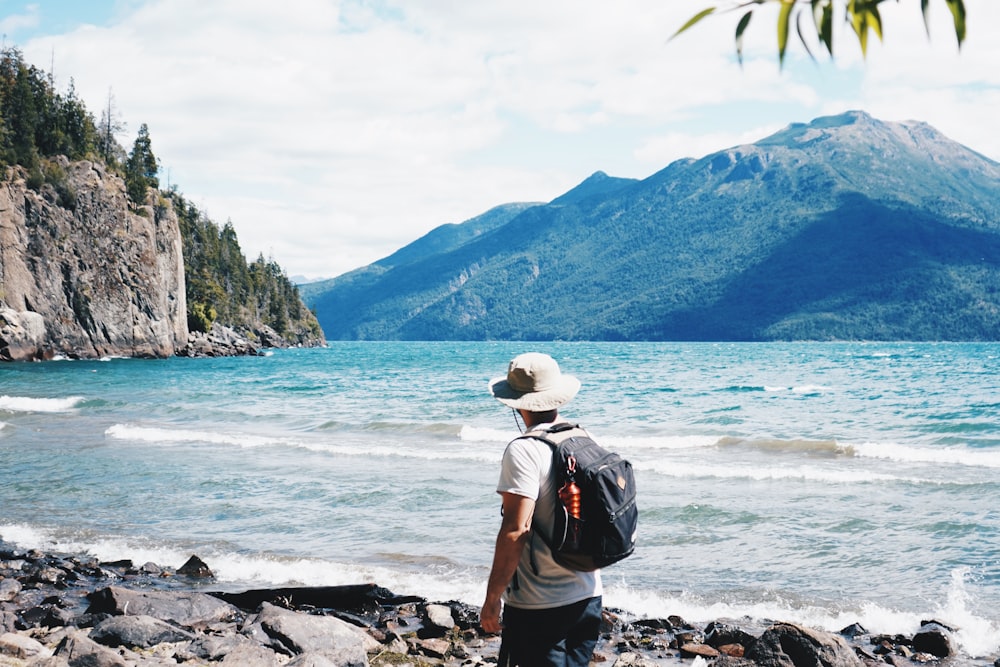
[482,352,602,667]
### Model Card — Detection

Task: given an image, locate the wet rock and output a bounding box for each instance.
[912,621,953,658]
[746,622,864,667]
[705,621,756,649]
[176,554,213,578]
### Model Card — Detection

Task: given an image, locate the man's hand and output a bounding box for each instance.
[480,596,503,634]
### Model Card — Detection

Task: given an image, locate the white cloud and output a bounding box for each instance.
[0,3,39,35]
[15,0,1000,279]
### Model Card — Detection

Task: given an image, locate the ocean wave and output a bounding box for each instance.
[716,436,853,456]
[105,423,499,463]
[105,424,279,448]
[852,441,1000,469]
[0,395,85,413]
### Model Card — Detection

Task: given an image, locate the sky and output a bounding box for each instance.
[2,1,998,280]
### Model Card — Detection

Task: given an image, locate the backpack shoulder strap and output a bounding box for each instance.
[521,422,586,449]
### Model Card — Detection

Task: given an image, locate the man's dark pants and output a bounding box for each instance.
[498,596,602,667]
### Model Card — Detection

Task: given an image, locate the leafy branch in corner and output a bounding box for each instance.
[673,0,966,66]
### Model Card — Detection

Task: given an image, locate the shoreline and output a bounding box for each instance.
[0,542,985,667]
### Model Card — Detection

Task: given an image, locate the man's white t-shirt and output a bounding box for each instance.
[497,423,602,609]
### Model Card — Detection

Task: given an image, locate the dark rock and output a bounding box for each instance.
[912,621,953,658]
[631,617,674,631]
[1,610,17,632]
[89,613,195,648]
[746,622,864,667]
[706,621,757,648]
[85,586,240,627]
[839,623,867,638]
[212,583,420,616]
[176,554,213,578]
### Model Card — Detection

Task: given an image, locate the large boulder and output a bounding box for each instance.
[53,629,131,667]
[745,622,863,667]
[245,602,370,665]
[89,614,196,648]
[85,586,241,627]
[0,308,48,361]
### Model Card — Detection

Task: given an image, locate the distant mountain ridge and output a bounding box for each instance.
[306,111,1000,341]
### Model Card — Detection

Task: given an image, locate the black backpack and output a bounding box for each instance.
[525,423,637,571]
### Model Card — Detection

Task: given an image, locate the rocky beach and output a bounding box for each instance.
[0,541,982,667]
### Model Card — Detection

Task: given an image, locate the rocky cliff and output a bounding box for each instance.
[0,157,188,361]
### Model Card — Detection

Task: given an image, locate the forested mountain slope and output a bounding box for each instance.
[307,111,1000,341]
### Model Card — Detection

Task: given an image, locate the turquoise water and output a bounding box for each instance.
[1,342,999,657]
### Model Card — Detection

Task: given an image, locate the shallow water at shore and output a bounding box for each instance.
[2,342,999,658]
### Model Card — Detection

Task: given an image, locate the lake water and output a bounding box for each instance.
[1,342,998,658]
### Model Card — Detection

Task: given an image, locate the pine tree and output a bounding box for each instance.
[125,123,159,206]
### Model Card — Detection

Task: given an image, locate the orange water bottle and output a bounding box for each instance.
[559,479,582,519]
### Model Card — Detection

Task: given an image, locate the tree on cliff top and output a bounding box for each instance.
[125,123,160,206]
[0,48,102,170]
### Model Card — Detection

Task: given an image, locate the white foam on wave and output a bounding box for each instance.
[636,459,933,485]
[853,441,1000,469]
[0,395,85,413]
[763,384,830,394]
[105,424,278,448]
[604,578,999,657]
[106,424,499,463]
[936,567,1000,657]
[459,425,720,453]
[0,522,483,609]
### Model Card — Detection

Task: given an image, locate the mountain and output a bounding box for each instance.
[306,111,1000,341]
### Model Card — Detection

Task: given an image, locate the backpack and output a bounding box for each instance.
[525,423,638,571]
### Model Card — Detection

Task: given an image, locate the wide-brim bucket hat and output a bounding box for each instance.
[489,352,580,412]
